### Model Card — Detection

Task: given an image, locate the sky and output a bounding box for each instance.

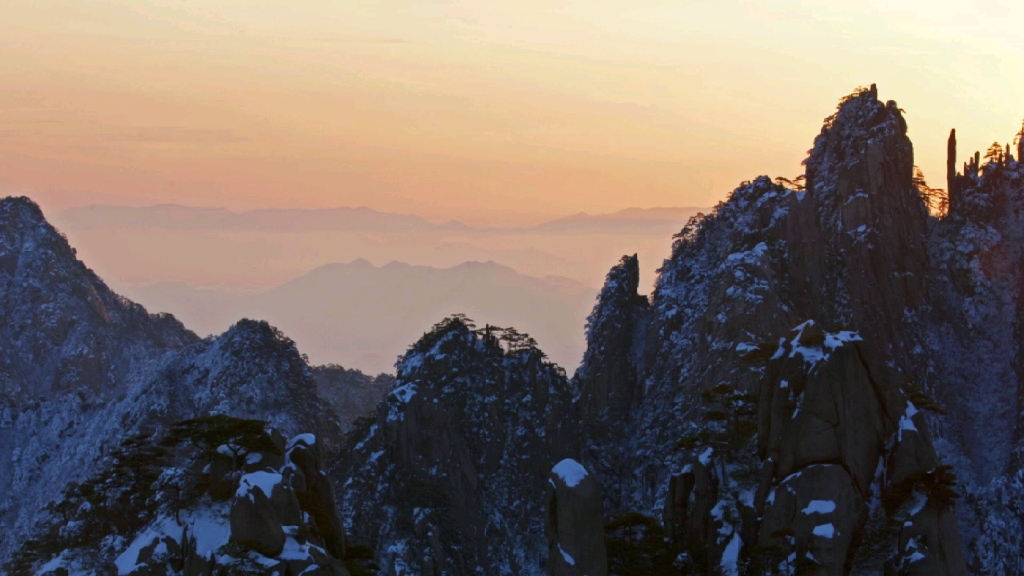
[1,0,1023,226]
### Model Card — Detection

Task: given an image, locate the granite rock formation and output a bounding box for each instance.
[545,459,607,576]
[338,317,578,575]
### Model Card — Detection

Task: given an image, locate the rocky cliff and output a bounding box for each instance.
[572,85,1007,574]
[0,197,368,568]
[338,316,578,575]
[7,417,353,575]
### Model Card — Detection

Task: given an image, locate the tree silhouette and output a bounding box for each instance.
[984,141,1005,167]
[774,175,806,191]
[160,414,279,467]
[605,512,680,575]
[1015,119,1024,162]
[676,383,758,462]
[913,166,948,216]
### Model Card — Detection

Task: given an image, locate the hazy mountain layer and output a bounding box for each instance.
[50,205,704,295]
[123,259,595,374]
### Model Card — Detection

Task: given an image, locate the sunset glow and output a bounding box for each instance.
[3,0,1021,224]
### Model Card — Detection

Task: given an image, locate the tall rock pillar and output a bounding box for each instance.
[545,459,607,576]
[947,129,959,214]
[574,254,648,421]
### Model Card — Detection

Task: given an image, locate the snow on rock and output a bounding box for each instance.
[801,500,837,515]
[557,543,576,566]
[552,459,589,488]
[236,471,283,499]
[812,524,836,539]
[719,533,742,576]
[114,516,183,575]
[288,433,317,448]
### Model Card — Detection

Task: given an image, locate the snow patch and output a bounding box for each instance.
[115,516,182,575]
[558,542,576,566]
[237,470,282,499]
[552,459,588,488]
[288,433,316,448]
[719,532,742,576]
[812,524,835,538]
[801,500,836,515]
[898,401,919,441]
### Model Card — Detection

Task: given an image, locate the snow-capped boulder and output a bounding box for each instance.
[230,477,287,556]
[544,459,606,576]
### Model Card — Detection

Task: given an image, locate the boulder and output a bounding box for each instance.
[229,485,286,556]
[759,464,864,576]
[887,505,967,576]
[269,481,303,527]
[207,450,237,501]
[663,453,719,552]
[545,459,607,576]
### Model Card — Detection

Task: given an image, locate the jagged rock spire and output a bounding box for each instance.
[948,129,959,213]
[575,254,648,421]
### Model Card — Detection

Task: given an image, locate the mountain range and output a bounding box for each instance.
[47,205,705,294]
[122,259,595,374]
[52,205,703,236]
[4,85,1024,575]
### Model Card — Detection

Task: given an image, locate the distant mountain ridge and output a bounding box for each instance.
[54,204,470,233]
[54,203,705,235]
[123,258,596,374]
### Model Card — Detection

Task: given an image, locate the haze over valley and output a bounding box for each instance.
[45,202,705,373]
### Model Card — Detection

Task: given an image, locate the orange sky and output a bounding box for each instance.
[2,0,1023,225]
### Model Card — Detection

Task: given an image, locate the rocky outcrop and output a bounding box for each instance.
[545,459,606,576]
[574,254,648,422]
[0,197,345,565]
[756,321,965,576]
[339,316,578,575]
[926,129,1024,571]
[0,197,198,403]
[662,452,725,566]
[9,420,350,575]
[576,85,974,575]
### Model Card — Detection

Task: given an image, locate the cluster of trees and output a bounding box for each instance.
[418,314,553,361]
[605,512,681,575]
[914,166,949,217]
[675,383,759,462]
